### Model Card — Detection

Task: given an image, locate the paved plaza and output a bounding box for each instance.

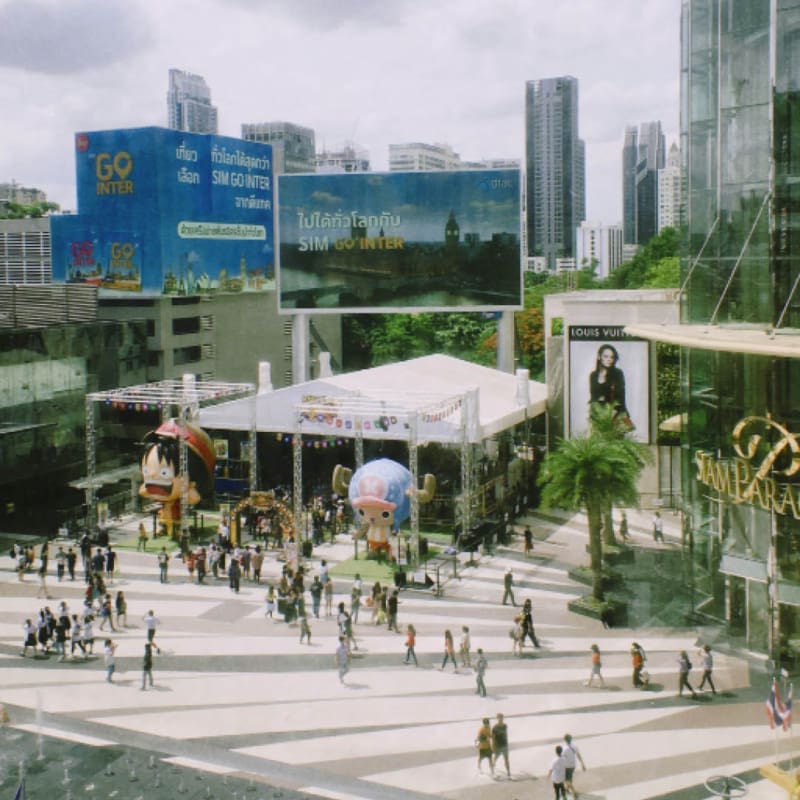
[0,509,793,799]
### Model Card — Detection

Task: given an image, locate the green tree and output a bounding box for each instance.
[0,200,60,219]
[538,404,649,601]
[603,227,679,289]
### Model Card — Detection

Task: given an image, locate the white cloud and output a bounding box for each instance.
[0,0,680,223]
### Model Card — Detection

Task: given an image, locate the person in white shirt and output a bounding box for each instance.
[142,610,161,654]
[547,745,567,799]
[562,733,586,797]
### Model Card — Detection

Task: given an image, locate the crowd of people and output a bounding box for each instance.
[7,511,721,794]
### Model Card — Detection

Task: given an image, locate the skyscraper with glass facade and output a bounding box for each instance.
[628,0,800,661]
[622,121,666,246]
[167,69,218,134]
[525,76,586,271]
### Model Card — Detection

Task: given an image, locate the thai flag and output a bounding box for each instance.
[766,680,793,731]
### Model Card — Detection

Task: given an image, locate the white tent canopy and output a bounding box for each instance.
[198,354,547,444]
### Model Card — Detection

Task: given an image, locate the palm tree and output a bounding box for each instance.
[588,403,641,548]
[538,404,649,601]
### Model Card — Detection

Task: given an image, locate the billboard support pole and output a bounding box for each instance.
[292,314,309,384]
[496,311,515,373]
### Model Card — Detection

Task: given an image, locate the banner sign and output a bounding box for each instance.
[277,169,522,313]
[568,325,650,443]
[51,127,274,295]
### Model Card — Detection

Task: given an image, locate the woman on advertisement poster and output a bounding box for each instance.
[589,344,633,429]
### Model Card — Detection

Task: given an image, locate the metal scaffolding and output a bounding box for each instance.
[84,378,255,533]
[292,389,478,561]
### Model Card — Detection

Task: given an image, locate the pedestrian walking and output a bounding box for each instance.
[350,580,362,623]
[585,643,605,687]
[547,745,567,799]
[36,563,51,599]
[369,581,381,624]
[502,568,517,606]
[698,644,717,694]
[99,593,117,631]
[440,629,458,672]
[20,619,36,657]
[631,642,647,688]
[619,511,630,542]
[524,526,533,556]
[55,546,67,582]
[562,733,586,797]
[54,612,68,661]
[70,614,85,659]
[310,576,323,618]
[491,713,511,779]
[387,589,399,632]
[520,598,541,648]
[677,649,698,698]
[335,635,350,684]
[652,511,664,542]
[157,547,169,583]
[459,625,472,668]
[82,614,95,655]
[337,602,358,651]
[66,547,77,581]
[136,522,148,551]
[475,648,488,697]
[475,717,494,776]
[143,610,161,654]
[115,590,127,628]
[403,624,418,666]
[265,585,276,618]
[509,616,523,656]
[228,555,241,593]
[141,643,155,690]
[103,639,117,682]
[105,546,117,582]
[547,745,567,800]
[299,616,312,644]
[251,546,264,583]
[324,576,334,617]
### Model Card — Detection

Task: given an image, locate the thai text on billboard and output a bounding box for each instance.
[277,169,522,313]
[51,127,274,296]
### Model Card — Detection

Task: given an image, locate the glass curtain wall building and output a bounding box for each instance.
[678,0,800,661]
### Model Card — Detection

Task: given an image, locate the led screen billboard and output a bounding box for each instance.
[277,169,522,313]
[568,325,650,443]
[51,127,274,295]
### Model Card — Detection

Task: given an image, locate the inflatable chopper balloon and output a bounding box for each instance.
[332,458,436,555]
[139,419,215,539]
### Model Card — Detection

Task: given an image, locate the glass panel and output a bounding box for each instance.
[748,579,770,652]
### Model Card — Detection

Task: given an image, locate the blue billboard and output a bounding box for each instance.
[277,169,522,313]
[51,127,274,295]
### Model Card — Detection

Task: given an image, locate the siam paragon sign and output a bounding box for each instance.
[695,415,800,519]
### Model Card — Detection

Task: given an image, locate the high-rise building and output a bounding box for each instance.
[658,142,683,232]
[167,69,218,134]
[627,0,800,661]
[525,76,586,271]
[241,122,316,174]
[622,121,666,246]
[315,143,370,173]
[575,221,623,280]
[0,181,47,206]
[0,218,51,285]
[388,142,461,171]
[622,125,638,245]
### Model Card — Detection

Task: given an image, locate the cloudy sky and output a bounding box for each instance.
[0,0,679,225]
